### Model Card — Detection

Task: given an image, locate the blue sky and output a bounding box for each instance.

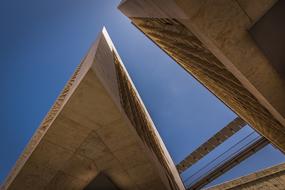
[1,0,284,187]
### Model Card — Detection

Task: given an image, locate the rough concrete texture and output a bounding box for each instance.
[206,163,285,190]
[118,0,285,154]
[1,28,184,190]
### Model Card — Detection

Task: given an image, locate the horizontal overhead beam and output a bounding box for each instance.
[187,137,269,190]
[177,117,246,173]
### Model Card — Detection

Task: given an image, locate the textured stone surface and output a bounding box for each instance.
[182,0,285,119]
[206,163,285,190]
[44,171,86,190]
[114,54,185,190]
[96,118,137,151]
[2,29,181,190]
[237,0,278,23]
[119,0,285,154]
[61,154,98,182]
[118,1,285,188]
[129,17,285,153]
[45,114,92,152]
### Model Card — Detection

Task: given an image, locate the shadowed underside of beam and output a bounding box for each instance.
[177,117,246,173]
[2,28,184,190]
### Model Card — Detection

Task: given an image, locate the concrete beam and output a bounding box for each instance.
[187,137,269,190]
[177,117,246,173]
[2,28,184,190]
[118,0,285,153]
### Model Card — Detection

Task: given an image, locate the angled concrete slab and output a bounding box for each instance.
[2,28,184,190]
[118,0,285,154]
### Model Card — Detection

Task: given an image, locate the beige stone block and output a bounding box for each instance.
[113,143,149,169]
[189,0,250,42]
[9,162,56,190]
[29,139,73,171]
[44,171,86,190]
[93,151,121,171]
[105,168,138,190]
[237,0,277,23]
[127,163,157,186]
[176,0,208,19]
[91,35,121,107]
[139,179,166,190]
[186,0,285,117]
[76,131,123,172]
[266,176,284,189]
[62,70,121,127]
[118,0,189,19]
[76,131,109,160]
[61,153,98,182]
[96,118,138,151]
[45,114,91,152]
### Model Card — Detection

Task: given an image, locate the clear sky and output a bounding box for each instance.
[1,0,284,187]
